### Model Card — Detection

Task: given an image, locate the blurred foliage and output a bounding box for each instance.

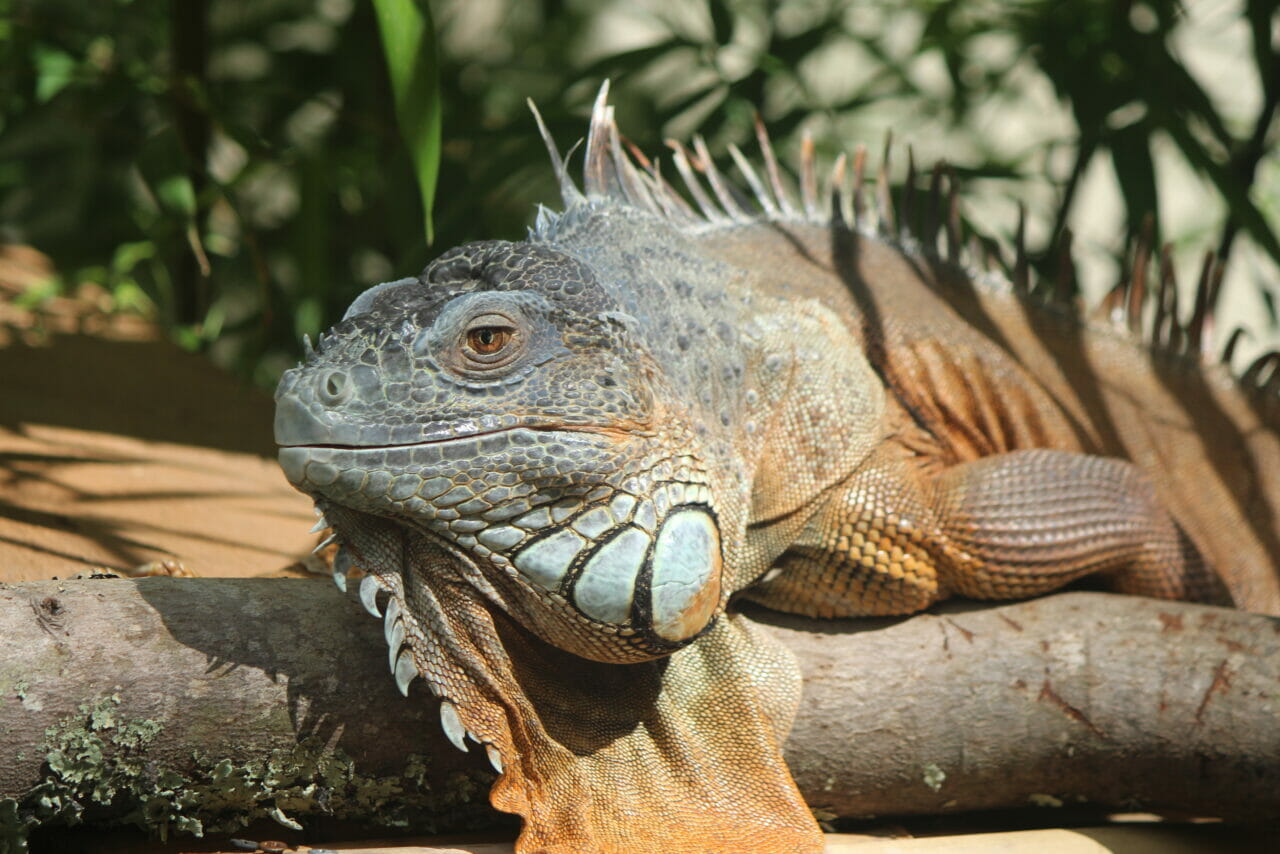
[373,0,440,245]
[0,0,1276,388]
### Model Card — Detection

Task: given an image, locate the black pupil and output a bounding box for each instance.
[477,329,496,346]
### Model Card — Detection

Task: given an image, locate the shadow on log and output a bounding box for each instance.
[0,578,1277,844]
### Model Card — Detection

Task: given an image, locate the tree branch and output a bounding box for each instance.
[1,579,1277,843]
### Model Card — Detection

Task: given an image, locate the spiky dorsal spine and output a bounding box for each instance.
[527,82,1279,406]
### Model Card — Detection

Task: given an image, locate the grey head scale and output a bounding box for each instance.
[275,208,749,664]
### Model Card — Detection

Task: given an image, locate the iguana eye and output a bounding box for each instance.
[460,312,522,369]
[467,326,512,355]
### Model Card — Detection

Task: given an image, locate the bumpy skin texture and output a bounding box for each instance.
[274,98,1280,853]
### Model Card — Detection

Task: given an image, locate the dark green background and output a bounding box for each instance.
[1,0,1276,386]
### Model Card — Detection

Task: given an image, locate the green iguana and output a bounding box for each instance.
[273,84,1280,853]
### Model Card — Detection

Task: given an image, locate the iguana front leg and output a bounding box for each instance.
[748,446,1231,617]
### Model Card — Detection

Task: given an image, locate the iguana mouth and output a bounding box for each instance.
[279,425,530,450]
[280,421,649,451]
[274,398,575,447]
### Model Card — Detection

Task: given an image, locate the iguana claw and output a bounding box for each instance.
[486,744,503,774]
[439,700,468,753]
[383,596,401,639]
[386,621,406,674]
[332,547,353,593]
[359,574,381,617]
[392,647,417,696]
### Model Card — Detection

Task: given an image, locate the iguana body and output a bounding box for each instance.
[273,87,1280,853]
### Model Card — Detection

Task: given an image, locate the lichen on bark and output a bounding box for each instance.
[0,694,493,854]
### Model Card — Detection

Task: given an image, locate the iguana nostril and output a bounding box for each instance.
[317,369,351,405]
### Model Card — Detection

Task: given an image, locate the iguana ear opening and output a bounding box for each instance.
[397,535,821,854]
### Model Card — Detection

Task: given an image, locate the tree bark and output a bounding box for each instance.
[766,596,1280,820]
[1,579,1277,840]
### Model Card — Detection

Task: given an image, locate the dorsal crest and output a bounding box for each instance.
[527,82,1280,410]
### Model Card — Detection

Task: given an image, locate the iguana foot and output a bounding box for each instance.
[125,559,196,577]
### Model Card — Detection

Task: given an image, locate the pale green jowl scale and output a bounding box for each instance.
[274,84,1280,854]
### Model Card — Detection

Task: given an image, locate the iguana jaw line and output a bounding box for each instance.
[285,421,727,664]
[278,420,655,451]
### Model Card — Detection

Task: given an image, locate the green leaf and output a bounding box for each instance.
[708,1,734,46]
[1108,120,1159,240]
[155,175,196,218]
[33,45,76,103]
[1164,120,1280,267]
[572,40,691,88]
[372,0,441,245]
[111,240,156,275]
[1243,0,1276,103]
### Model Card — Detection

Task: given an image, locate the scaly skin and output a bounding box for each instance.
[273,89,1280,853]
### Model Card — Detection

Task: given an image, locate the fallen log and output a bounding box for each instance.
[1,578,1277,845]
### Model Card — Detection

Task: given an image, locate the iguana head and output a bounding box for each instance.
[275,237,725,663]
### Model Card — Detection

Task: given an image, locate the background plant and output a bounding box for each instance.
[1,0,1276,387]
